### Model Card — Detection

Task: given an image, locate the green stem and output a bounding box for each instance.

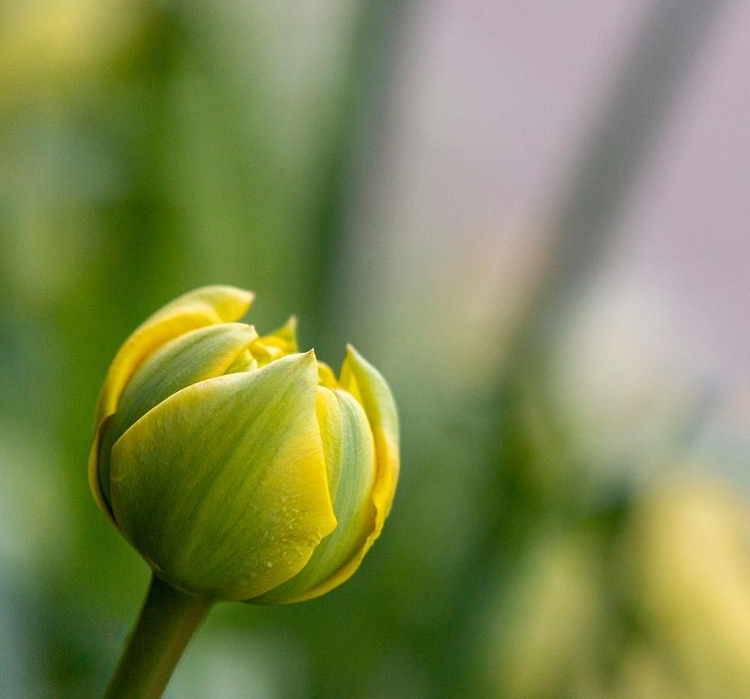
[104,575,214,699]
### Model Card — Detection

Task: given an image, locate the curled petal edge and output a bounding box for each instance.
[89,285,254,521]
[280,344,399,603]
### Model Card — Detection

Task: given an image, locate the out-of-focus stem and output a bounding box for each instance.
[509,0,729,366]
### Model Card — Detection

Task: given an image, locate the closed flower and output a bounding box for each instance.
[89,285,399,604]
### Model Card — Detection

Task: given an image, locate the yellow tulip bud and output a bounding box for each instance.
[90,286,399,603]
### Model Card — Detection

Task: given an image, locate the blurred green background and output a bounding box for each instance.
[2,1,750,697]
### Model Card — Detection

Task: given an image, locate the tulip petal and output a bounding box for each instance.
[89,286,254,516]
[95,285,254,426]
[262,315,299,354]
[251,316,299,367]
[340,345,399,513]
[97,323,258,506]
[316,361,338,388]
[108,352,336,600]
[310,345,399,590]
[253,386,377,604]
[224,349,257,374]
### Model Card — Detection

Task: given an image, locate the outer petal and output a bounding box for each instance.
[253,386,377,604]
[108,352,337,600]
[95,285,254,426]
[330,346,400,578]
[89,285,253,516]
[96,323,258,507]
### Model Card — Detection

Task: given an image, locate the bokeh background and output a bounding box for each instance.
[2,0,750,697]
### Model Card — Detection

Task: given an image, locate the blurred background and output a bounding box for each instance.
[2,0,750,697]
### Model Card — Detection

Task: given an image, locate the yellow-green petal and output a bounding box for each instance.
[224,349,258,374]
[97,323,258,507]
[251,316,299,367]
[316,361,338,388]
[108,352,336,600]
[263,315,298,354]
[95,285,254,426]
[89,285,254,515]
[337,346,399,557]
[253,386,377,604]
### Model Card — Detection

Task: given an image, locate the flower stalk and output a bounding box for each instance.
[91,286,399,694]
[104,576,213,699]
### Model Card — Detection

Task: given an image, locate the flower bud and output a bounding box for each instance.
[89,286,399,603]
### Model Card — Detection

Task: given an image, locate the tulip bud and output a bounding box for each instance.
[90,286,399,603]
